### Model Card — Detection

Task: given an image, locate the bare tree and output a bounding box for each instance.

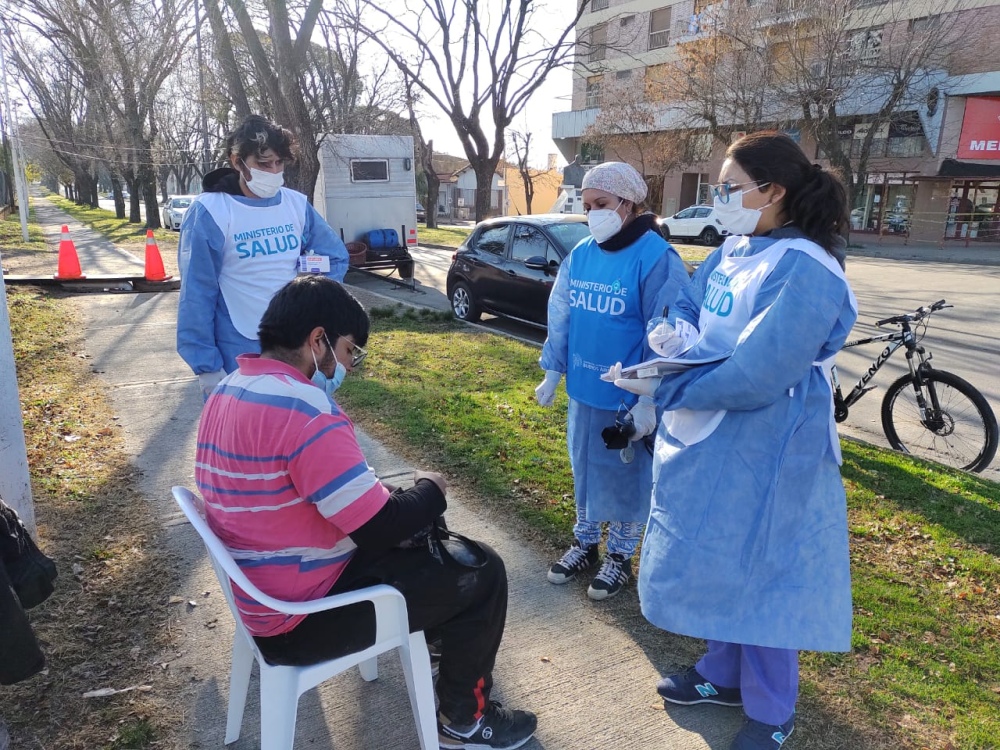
[338,0,589,221]
[16,0,195,227]
[583,75,705,180]
[406,81,440,229]
[771,0,967,204]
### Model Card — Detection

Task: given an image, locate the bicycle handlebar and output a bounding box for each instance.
[875,299,951,328]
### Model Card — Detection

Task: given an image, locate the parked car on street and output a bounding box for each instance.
[416,201,426,222]
[658,204,729,245]
[162,195,196,231]
[446,214,591,327]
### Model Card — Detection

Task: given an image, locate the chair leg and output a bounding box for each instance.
[359,655,378,682]
[259,666,299,750]
[225,634,255,744]
[400,631,439,750]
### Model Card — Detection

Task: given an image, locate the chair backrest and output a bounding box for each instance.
[171,486,290,618]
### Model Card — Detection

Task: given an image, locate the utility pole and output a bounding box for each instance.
[194,0,211,179]
[0,23,35,533]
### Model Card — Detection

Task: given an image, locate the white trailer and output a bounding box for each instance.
[314,134,419,252]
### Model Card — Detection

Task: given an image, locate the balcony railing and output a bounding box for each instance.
[591,0,609,10]
[648,29,671,50]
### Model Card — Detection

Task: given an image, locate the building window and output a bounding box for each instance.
[587,23,607,62]
[909,15,941,32]
[620,14,635,27]
[649,7,672,50]
[585,77,602,108]
[350,159,389,182]
[581,142,605,165]
[615,69,631,80]
[591,0,609,10]
[849,27,883,64]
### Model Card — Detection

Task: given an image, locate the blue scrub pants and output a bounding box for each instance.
[697,641,798,726]
[573,501,643,559]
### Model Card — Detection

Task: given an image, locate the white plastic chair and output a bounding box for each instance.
[171,486,438,750]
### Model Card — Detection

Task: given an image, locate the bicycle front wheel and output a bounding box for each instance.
[881,370,999,473]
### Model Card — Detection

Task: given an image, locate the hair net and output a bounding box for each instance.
[582,162,648,205]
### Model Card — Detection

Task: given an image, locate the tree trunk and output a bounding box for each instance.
[425,171,441,229]
[473,161,498,222]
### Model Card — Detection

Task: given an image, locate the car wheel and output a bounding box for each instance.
[700,226,720,246]
[659,225,671,241]
[450,282,481,322]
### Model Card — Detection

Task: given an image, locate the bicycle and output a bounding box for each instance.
[831,299,999,473]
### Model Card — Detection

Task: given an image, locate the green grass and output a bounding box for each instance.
[1,207,49,253]
[339,309,1000,749]
[416,224,473,247]
[46,193,176,245]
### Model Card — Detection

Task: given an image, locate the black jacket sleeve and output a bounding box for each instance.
[349,479,447,551]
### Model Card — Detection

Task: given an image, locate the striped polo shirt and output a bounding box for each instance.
[195,354,389,636]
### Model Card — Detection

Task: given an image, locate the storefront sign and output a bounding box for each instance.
[854,121,890,140]
[957,96,1000,160]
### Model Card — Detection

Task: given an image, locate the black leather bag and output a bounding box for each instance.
[0,499,58,609]
[0,561,46,685]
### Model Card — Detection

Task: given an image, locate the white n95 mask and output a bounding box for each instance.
[713,184,771,236]
[588,200,624,243]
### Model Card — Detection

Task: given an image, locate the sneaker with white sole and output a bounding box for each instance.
[657,666,743,707]
[586,553,632,600]
[730,715,795,749]
[438,702,537,750]
[547,541,599,584]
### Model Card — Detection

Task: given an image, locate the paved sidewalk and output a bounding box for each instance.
[30,193,737,749]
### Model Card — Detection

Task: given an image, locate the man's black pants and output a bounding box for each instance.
[255,539,508,724]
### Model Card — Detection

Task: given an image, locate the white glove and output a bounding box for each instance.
[534,370,562,407]
[604,361,662,398]
[647,318,685,357]
[198,370,226,401]
[628,396,657,441]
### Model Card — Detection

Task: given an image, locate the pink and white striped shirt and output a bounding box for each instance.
[195,354,389,636]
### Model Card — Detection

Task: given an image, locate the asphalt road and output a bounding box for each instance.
[351,245,1000,479]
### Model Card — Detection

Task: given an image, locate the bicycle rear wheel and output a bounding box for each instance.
[881,369,999,472]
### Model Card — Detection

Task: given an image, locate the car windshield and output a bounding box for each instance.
[171,198,192,208]
[545,222,591,253]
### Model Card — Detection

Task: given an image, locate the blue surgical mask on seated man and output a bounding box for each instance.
[310,339,347,396]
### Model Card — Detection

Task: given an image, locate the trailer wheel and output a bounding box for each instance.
[450,282,481,322]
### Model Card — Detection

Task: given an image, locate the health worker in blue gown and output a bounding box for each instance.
[610,132,857,750]
[176,115,348,400]
[536,161,690,602]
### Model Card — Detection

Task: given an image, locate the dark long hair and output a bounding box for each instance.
[727,131,848,255]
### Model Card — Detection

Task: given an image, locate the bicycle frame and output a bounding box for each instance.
[831,327,926,412]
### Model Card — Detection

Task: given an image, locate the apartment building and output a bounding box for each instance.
[552,0,1000,245]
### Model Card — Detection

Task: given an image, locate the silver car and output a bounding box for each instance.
[162,195,196,231]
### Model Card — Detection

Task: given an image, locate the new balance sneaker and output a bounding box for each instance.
[730,715,795,750]
[438,702,537,750]
[586,552,632,600]
[547,541,599,584]
[657,666,743,707]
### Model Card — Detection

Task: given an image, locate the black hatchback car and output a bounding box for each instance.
[446,214,591,327]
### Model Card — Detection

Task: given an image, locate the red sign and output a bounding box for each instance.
[957,96,1000,160]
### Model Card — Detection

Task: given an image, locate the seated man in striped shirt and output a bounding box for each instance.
[194,276,536,750]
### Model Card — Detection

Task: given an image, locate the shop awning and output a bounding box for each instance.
[938,159,1000,178]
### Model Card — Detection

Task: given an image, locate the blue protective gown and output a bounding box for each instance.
[540,225,690,523]
[639,230,856,651]
[176,174,349,376]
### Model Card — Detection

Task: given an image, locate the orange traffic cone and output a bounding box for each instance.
[53,225,86,280]
[143,229,171,282]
